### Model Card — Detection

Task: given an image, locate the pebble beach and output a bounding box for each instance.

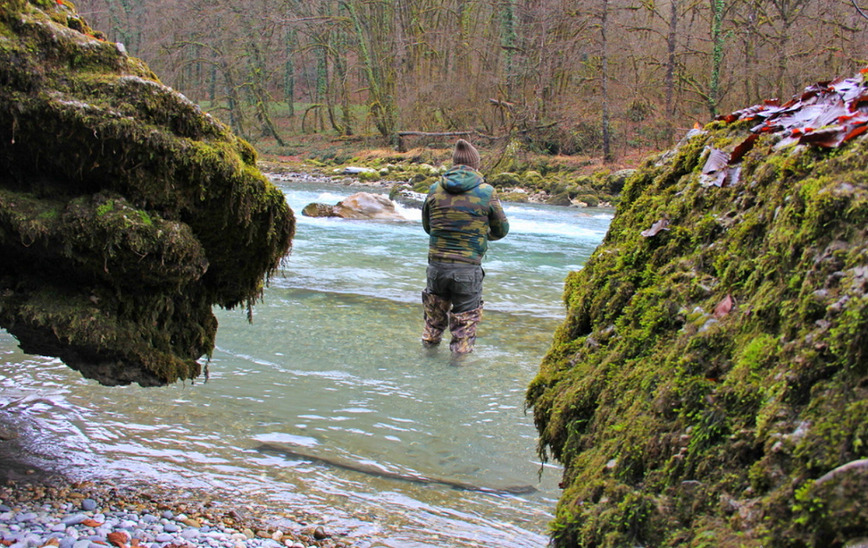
[0,478,351,548]
[0,417,360,548]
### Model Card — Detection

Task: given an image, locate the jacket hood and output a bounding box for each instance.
[441,166,483,194]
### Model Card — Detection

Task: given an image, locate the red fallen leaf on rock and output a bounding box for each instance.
[730,134,758,163]
[801,81,828,101]
[81,518,103,527]
[107,531,130,548]
[712,70,866,187]
[844,124,868,142]
[847,90,868,111]
[799,127,845,148]
[831,77,867,103]
[713,294,735,319]
[641,218,670,238]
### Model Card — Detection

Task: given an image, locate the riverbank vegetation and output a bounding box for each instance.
[69,0,868,208]
[74,0,867,166]
[257,134,634,206]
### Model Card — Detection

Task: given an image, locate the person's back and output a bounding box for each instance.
[420,140,509,354]
[423,166,508,265]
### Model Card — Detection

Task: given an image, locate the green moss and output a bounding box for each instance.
[527,92,868,545]
[95,199,114,216]
[0,0,294,386]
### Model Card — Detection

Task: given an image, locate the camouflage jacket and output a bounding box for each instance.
[422,166,509,265]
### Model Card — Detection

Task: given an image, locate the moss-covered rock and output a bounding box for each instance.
[0,1,295,386]
[487,171,524,188]
[499,190,530,203]
[527,72,868,546]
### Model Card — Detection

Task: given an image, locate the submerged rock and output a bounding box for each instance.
[527,71,868,546]
[302,192,405,221]
[0,1,295,386]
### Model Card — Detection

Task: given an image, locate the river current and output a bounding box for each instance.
[0,175,612,547]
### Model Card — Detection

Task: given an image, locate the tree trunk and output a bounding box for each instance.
[499,0,517,98]
[665,0,679,142]
[708,0,726,117]
[284,27,296,117]
[601,0,613,162]
[220,58,246,138]
[342,0,397,139]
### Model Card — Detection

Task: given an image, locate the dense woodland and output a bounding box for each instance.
[76,0,868,160]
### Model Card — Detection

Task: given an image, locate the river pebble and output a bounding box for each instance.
[0,480,352,548]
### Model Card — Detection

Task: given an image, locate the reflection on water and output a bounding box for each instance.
[0,178,612,547]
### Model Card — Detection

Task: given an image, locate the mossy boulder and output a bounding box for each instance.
[546,192,573,207]
[0,1,295,386]
[527,72,868,546]
[574,194,600,207]
[487,171,524,188]
[499,190,530,203]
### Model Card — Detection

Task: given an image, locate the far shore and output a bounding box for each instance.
[259,162,617,209]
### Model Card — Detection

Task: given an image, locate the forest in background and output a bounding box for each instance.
[75,0,868,162]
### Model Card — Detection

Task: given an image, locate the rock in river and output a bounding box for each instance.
[302,192,406,221]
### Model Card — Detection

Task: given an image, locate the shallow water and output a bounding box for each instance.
[0,176,612,547]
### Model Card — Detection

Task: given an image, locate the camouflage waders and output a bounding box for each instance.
[421,289,450,346]
[420,161,508,355]
[448,303,483,354]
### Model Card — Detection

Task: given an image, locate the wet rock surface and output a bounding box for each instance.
[0,1,294,386]
[301,192,406,221]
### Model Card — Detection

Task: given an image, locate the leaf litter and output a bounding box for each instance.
[701,69,868,188]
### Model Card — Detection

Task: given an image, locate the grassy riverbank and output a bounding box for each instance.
[256,134,646,208]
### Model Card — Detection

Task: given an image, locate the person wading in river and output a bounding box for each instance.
[421,139,509,354]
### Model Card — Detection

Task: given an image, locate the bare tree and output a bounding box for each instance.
[73,0,868,159]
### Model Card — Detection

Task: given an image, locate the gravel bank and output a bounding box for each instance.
[0,415,364,548]
[0,478,351,548]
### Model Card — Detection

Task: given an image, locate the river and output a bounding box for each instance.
[0,175,612,547]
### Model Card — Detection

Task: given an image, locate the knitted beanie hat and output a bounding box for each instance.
[452,139,481,170]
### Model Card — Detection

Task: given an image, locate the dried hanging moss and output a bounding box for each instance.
[0,1,294,386]
[527,72,868,547]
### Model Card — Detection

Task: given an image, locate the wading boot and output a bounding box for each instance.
[448,304,483,354]
[421,289,450,346]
